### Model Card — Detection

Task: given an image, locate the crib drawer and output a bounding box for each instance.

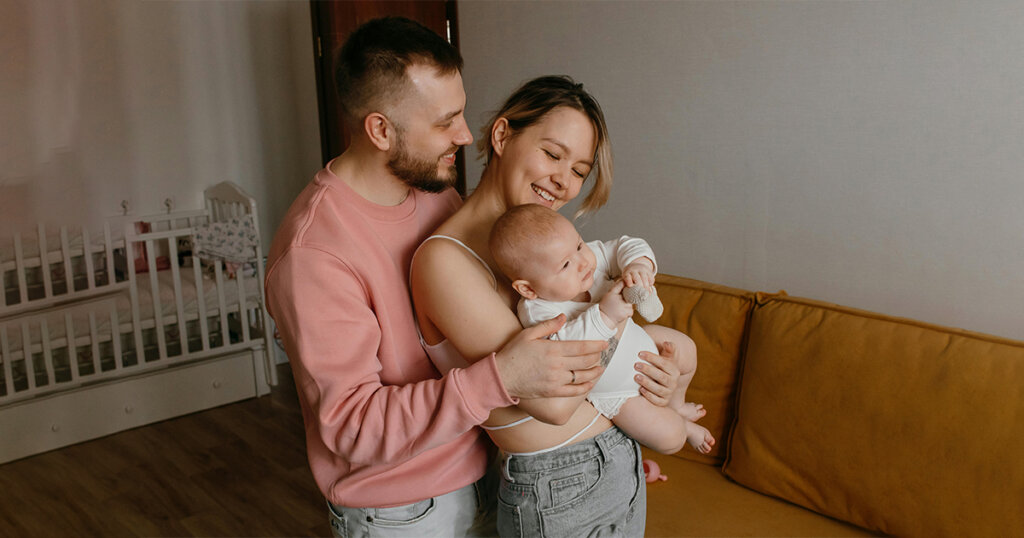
[0,350,259,463]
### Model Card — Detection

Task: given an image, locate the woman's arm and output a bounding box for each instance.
[411,238,601,424]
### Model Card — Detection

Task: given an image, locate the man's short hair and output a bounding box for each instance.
[335,17,463,127]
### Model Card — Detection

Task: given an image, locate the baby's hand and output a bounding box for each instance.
[599,279,633,326]
[622,257,656,290]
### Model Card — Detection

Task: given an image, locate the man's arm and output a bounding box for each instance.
[267,247,513,467]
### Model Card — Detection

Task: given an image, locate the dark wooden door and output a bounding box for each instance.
[310,1,466,194]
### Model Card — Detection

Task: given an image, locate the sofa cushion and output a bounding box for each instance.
[642,448,872,537]
[723,294,1024,536]
[645,274,756,464]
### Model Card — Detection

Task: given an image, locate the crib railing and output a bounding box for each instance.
[0,296,122,403]
[1,221,125,318]
[122,210,264,363]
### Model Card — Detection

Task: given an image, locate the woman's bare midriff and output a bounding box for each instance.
[484,402,613,454]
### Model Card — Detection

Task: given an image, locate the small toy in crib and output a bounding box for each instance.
[642,459,668,483]
[623,283,664,322]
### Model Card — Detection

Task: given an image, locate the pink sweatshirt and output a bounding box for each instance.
[265,164,515,508]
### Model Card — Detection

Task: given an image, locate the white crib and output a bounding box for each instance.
[0,182,275,463]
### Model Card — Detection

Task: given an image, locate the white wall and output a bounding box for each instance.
[0,0,321,246]
[459,0,1023,340]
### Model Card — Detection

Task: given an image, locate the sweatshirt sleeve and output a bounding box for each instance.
[266,247,514,467]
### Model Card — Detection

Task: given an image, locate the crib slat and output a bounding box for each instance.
[109,306,122,372]
[236,265,250,343]
[14,234,29,305]
[60,226,74,295]
[214,262,229,347]
[168,239,188,356]
[126,232,146,368]
[147,239,168,361]
[193,257,210,351]
[104,222,116,285]
[20,323,35,391]
[38,223,53,300]
[39,318,55,388]
[82,227,96,290]
[90,311,104,376]
[65,311,79,383]
[1,326,14,399]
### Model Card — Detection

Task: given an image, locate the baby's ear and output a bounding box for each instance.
[512,279,538,300]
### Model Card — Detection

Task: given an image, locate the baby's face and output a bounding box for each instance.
[521,218,597,302]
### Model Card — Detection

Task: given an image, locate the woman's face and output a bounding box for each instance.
[495,107,597,211]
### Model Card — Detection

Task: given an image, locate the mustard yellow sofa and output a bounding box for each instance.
[641,275,1024,537]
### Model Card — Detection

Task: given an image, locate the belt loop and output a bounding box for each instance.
[595,429,613,463]
[502,451,515,483]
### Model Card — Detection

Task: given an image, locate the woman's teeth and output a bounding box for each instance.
[532,185,555,202]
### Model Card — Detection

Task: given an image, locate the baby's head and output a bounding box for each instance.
[490,204,597,302]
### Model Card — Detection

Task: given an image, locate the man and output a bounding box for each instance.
[265,17,612,536]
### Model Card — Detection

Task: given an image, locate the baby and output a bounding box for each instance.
[490,204,714,454]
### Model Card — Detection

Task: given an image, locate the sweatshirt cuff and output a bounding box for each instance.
[457,353,518,417]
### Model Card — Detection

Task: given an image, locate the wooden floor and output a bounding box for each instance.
[0,363,329,537]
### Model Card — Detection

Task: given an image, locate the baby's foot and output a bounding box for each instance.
[674,402,706,422]
[685,422,715,454]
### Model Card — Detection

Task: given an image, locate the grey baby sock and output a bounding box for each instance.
[623,284,664,322]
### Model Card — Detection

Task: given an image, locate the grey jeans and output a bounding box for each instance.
[327,479,495,538]
[496,427,647,537]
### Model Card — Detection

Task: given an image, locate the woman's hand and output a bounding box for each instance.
[635,340,680,406]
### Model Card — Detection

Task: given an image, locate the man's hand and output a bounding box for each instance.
[622,257,656,290]
[494,314,607,399]
[599,280,633,326]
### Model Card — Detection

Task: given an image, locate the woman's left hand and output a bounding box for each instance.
[635,340,680,406]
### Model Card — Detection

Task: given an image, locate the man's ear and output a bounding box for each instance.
[511,279,538,300]
[490,117,511,157]
[365,112,392,151]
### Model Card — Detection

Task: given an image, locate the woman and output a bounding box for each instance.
[411,76,684,536]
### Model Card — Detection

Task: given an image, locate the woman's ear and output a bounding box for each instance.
[490,117,511,157]
[365,112,392,151]
[511,279,538,300]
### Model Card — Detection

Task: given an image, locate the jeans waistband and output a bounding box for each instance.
[502,426,629,477]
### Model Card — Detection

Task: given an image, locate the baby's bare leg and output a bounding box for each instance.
[642,325,702,420]
[612,396,688,455]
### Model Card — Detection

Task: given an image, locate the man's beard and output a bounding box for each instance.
[387,133,457,194]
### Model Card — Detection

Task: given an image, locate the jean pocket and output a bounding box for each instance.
[370,498,435,527]
[496,496,524,538]
[549,472,588,507]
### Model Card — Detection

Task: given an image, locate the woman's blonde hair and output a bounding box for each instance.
[477,75,612,217]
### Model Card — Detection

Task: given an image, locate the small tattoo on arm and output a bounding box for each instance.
[601,336,619,368]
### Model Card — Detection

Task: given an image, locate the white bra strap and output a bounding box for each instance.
[503,411,604,457]
[420,235,496,282]
[480,415,534,431]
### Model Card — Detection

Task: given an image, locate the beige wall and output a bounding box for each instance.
[0,0,320,246]
[459,0,1023,340]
